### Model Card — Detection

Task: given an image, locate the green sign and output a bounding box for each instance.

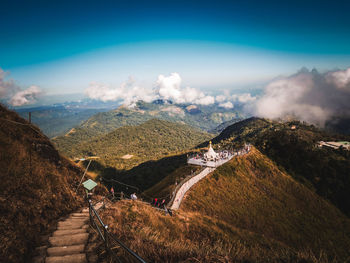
[82,179,97,191]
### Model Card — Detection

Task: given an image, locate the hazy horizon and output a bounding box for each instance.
[1,0,350,126]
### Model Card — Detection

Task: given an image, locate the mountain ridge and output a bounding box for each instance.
[0,104,85,262]
[99,147,350,262]
[208,117,350,216]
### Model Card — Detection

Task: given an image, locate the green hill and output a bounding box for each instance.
[99,147,350,262]
[55,119,213,170]
[210,117,350,216]
[0,104,85,262]
[52,100,241,153]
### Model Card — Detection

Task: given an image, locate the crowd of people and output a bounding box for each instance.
[188,144,251,163]
[151,198,173,216]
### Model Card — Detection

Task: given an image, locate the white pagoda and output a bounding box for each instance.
[204,141,219,161]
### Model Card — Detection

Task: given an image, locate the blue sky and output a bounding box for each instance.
[1,0,350,95]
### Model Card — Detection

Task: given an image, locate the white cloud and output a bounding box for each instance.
[194,95,215,105]
[326,68,350,89]
[86,72,218,106]
[253,68,350,127]
[219,101,234,109]
[10,86,42,106]
[156,73,182,101]
[155,72,215,105]
[85,76,156,106]
[232,93,256,103]
[0,68,43,106]
[215,95,226,103]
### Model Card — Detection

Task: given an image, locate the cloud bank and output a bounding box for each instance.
[86,72,256,108]
[0,68,42,106]
[9,86,42,106]
[86,77,155,106]
[254,68,350,126]
[156,73,215,105]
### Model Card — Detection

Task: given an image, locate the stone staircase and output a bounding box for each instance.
[32,203,104,263]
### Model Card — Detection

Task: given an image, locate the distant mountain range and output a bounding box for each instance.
[52,99,244,157]
[15,99,245,138]
[14,98,123,138]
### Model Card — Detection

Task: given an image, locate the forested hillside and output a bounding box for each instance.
[52,100,241,152]
[55,119,213,170]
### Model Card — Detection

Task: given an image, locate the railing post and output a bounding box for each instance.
[104,225,109,251]
[88,199,93,226]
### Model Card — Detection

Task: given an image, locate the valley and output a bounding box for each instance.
[3,2,350,262]
[2,102,350,262]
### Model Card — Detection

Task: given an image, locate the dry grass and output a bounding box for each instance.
[0,105,86,262]
[100,147,350,262]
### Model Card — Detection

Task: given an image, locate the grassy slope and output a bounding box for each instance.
[209,117,350,216]
[0,105,85,262]
[183,148,350,260]
[55,119,213,170]
[100,148,350,262]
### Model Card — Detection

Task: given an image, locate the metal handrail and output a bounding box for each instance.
[106,231,147,263]
[88,199,147,263]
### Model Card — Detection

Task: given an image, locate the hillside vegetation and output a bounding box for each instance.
[100,148,350,262]
[210,117,350,216]
[54,119,213,170]
[52,100,241,152]
[0,105,85,262]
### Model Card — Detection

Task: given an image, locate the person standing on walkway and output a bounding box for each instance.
[111,187,115,199]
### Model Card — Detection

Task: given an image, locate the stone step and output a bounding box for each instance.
[62,218,88,224]
[57,224,87,230]
[45,254,87,263]
[62,217,88,223]
[58,221,86,228]
[47,244,85,257]
[53,229,86,237]
[49,233,89,247]
[70,215,89,219]
[71,212,89,217]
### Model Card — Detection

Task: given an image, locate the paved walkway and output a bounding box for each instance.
[32,202,104,263]
[170,167,215,210]
[170,146,251,210]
